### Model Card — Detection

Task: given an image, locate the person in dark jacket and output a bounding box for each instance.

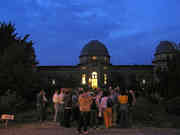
[36,89,47,123]
[63,89,72,128]
[128,89,136,127]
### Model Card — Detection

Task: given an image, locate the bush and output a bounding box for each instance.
[164,96,180,116]
[0,90,26,114]
[133,96,171,127]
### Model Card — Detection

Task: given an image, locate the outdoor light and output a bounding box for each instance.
[142,79,146,84]
[52,79,56,85]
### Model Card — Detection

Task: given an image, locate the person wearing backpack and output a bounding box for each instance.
[117,89,129,128]
[100,90,113,128]
[96,90,103,128]
[128,89,136,127]
[90,92,98,129]
[63,90,72,128]
[77,88,92,135]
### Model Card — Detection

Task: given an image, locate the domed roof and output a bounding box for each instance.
[80,40,110,57]
[155,41,177,55]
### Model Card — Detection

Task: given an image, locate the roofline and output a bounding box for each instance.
[37,65,78,68]
[111,65,154,68]
[79,55,110,57]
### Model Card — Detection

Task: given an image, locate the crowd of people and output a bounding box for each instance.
[36,86,136,135]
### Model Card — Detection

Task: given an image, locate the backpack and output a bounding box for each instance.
[128,93,133,106]
[107,98,113,107]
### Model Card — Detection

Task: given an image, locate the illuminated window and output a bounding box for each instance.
[82,74,86,85]
[92,72,98,89]
[104,74,107,85]
[92,56,97,60]
[81,66,86,69]
[92,72,97,79]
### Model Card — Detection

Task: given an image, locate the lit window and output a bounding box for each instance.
[81,66,86,69]
[82,74,86,85]
[92,72,98,89]
[104,74,107,85]
[92,72,97,79]
[92,56,97,60]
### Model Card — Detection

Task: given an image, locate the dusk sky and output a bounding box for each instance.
[1,0,180,65]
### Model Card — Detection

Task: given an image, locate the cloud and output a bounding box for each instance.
[109,29,140,39]
[1,0,180,65]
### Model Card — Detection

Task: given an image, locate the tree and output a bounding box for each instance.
[156,51,180,98]
[166,51,180,98]
[0,22,39,101]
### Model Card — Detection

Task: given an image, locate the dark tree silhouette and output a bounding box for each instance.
[156,50,180,98]
[0,22,39,100]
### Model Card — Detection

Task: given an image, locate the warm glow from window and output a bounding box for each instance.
[92,72,97,79]
[92,72,98,89]
[104,74,107,85]
[92,56,97,60]
[81,66,86,69]
[82,74,86,85]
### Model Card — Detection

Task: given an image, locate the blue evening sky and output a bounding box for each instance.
[0,0,180,65]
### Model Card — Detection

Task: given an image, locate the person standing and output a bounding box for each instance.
[72,90,79,124]
[63,89,72,128]
[36,89,48,123]
[52,90,59,122]
[117,89,129,128]
[58,88,64,126]
[100,90,113,129]
[96,90,103,128]
[77,89,92,135]
[90,92,98,129]
[128,89,136,127]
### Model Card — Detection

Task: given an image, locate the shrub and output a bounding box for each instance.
[0,90,25,114]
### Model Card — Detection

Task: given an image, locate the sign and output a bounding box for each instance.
[1,114,14,120]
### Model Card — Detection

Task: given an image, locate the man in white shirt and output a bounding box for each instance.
[52,90,59,122]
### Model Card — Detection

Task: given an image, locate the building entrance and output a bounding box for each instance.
[89,72,98,89]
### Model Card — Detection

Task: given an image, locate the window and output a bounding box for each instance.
[104,74,107,85]
[81,66,86,69]
[82,74,86,84]
[92,72,97,79]
[92,72,98,89]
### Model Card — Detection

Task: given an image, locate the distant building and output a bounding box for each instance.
[37,40,179,89]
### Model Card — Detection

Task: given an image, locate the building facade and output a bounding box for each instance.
[37,40,179,89]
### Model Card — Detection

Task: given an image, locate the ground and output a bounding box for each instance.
[0,122,180,135]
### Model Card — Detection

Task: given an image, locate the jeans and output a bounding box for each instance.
[37,104,46,122]
[90,109,97,128]
[128,106,134,127]
[58,104,64,125]
[118,104,129,128]
[78,111,90,132]
[53,103,59,122]
[64,108,72,127]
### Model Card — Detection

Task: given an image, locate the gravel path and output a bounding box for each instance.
[0,122,180,135]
